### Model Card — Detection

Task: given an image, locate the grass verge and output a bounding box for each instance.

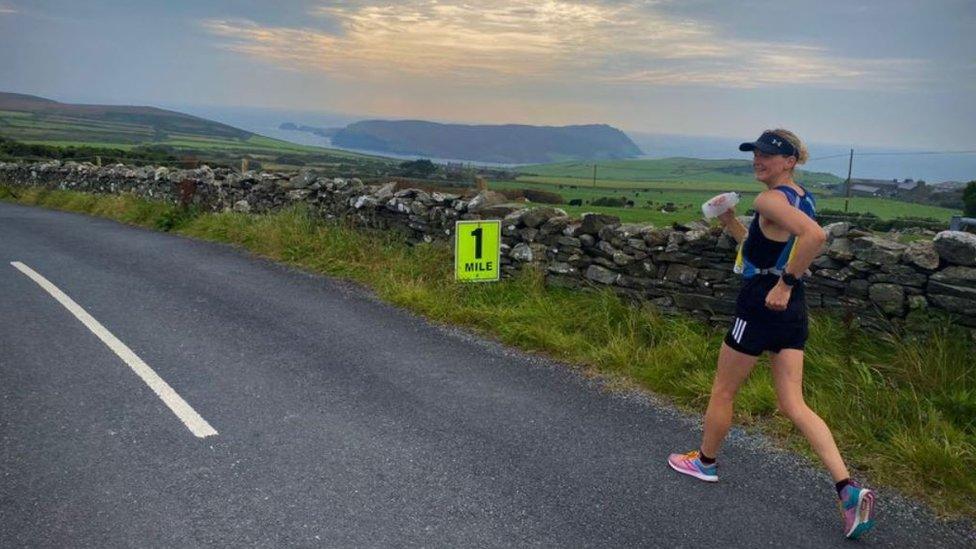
[3,185,974,520]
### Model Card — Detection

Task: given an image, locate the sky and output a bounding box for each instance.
[2,0,975,153]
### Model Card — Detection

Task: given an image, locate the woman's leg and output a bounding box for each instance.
[770,349,849,481]
[700,342,760,458]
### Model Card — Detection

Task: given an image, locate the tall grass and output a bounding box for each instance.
[3,185,974,519]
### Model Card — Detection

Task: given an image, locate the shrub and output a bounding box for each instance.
[496,188,525,201]
[397,159,438,178]
[591,196,627,207]
[964,181,976,217]
[522,189,565,204]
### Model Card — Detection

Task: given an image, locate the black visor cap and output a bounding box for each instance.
[739,132,797,157]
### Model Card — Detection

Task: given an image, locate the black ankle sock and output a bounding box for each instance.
[698,450,716,465]
[835,478,851,497]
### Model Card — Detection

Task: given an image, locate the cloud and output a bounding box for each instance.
[0,2,17,15]
[201,0,920,90]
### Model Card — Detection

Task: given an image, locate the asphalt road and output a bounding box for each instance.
[0,201,972,548]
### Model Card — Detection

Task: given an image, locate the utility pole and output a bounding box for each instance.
[844,148,854,213]
[592,164,597,188]
[842,147,856,368]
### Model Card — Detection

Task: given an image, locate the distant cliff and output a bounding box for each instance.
[279,122,340,139]
[330,120,643,164]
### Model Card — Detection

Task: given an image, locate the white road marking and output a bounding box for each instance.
[11,261,218,438]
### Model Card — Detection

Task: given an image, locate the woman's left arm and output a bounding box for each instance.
[753,190,827,311]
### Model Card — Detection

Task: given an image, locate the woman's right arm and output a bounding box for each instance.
[718,208,747,244]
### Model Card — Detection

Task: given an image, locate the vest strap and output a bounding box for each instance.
[750,267,812,277]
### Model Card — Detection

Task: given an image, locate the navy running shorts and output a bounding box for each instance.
[723,315,809,357]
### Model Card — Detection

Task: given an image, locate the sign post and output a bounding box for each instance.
[454,220,501,282]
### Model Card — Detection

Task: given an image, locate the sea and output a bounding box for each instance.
[169,104,975,184]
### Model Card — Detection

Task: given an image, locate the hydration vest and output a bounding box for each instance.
[733,186,817,278]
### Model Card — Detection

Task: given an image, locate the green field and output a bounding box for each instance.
[818,197,962,219]
[18,139,138,150]
[520,158,845,188]
[518,174,763,193]
[0,109,33,118]
[490,176,961,225]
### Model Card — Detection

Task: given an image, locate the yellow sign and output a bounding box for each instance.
[455,220,501,282]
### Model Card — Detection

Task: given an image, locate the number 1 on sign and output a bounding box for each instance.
[471,227,483,259]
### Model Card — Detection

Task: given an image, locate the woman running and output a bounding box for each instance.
[667,129,876,539]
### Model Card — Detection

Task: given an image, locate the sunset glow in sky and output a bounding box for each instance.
[2,1,975,148]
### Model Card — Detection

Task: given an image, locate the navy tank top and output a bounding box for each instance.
[733,185,817,322]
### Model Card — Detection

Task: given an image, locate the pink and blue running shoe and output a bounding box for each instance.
[667,450,718,482]
[839,481,876,539]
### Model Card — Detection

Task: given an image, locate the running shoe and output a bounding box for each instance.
[667,450,718,482]
[839,481,876,539]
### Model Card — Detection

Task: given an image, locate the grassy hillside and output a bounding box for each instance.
[0,92,394,173]
[0,92,251,143]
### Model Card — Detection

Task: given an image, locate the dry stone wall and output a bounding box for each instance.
[3,160,975,328]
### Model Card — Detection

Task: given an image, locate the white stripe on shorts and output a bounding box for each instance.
[734,318,747,343]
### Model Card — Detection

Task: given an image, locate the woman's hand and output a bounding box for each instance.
[717,207,736,226]
[765,280,792,311]
[717,207,747,244]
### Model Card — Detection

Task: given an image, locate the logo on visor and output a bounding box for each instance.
[771,139,783,147]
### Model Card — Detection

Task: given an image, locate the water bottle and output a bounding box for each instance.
[701,192,740,219]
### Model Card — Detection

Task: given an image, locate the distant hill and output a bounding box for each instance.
[330,120,643,164]
[0,92,253,144]
[279,122,340,139]
[0,92,395,173]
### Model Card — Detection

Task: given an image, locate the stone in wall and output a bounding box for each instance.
[672,294,736,315]
[521,206,565,229]
[578,213,620,236]
[663,264,698,286]
[510,243,534,262]
[934,231,976,266]
[824,221,851,238]
[869,283,905,315]
[869,264,928,287]
[545,220,574,241]
[903,240,940,270]
[851,236,907,265]
[466,190,507,213]
[927,266,976,324]
[827,238,854,261]
[585,265,620,285]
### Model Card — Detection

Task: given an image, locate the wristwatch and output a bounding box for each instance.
[781,272,800,287]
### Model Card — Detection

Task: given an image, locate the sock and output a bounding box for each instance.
[698,449,716,465]
[835,479,851,498]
